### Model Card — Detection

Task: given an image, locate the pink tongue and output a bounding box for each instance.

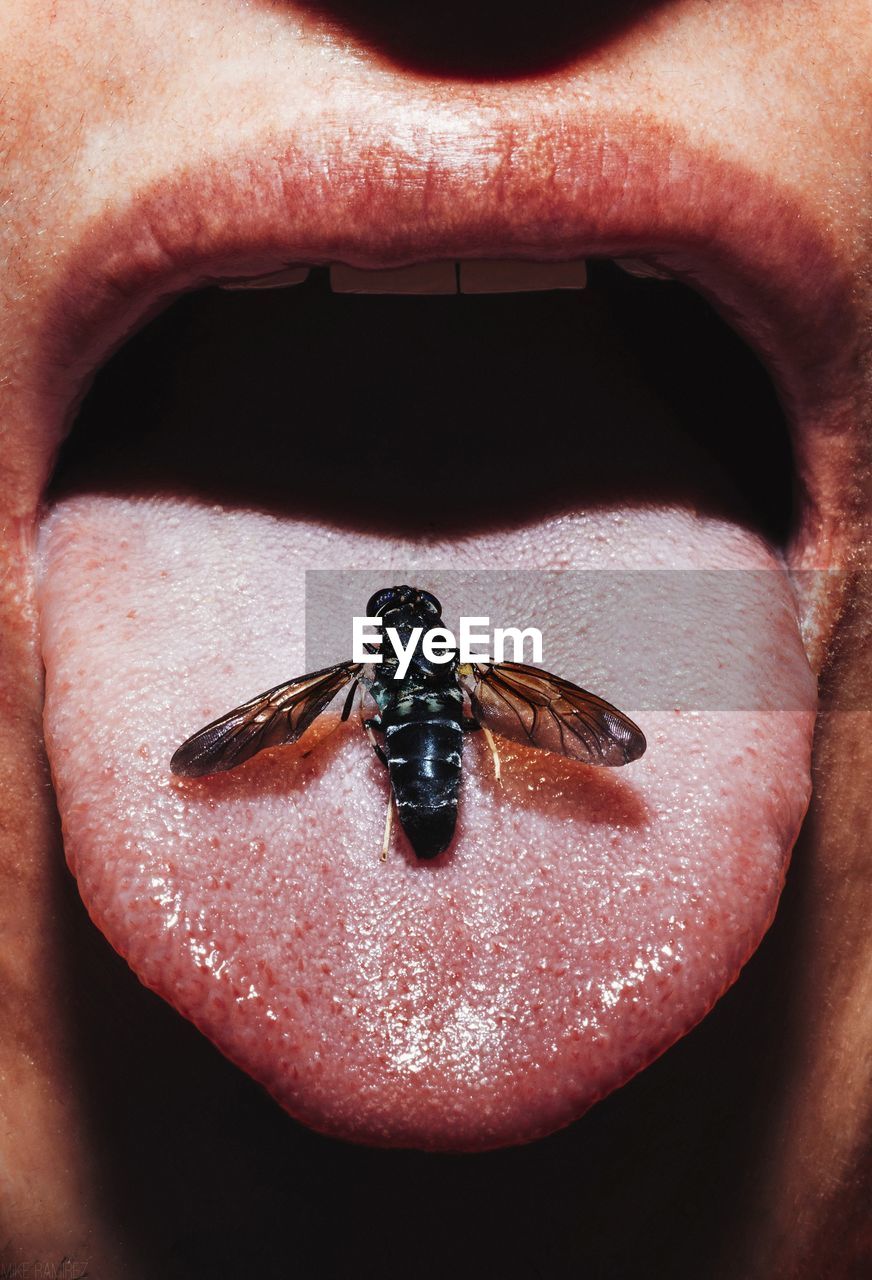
[38,497,814,1149]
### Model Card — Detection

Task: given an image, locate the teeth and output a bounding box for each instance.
[614,258,673,281]
[458,259,587,293]
[329,260,588,295]
[330,263,457,295]
[215,257,612,295]
[219,266,310,291]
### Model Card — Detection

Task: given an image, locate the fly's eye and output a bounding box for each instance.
[367,587,399,616]
[367,585,440,617]
[417,590,442,616]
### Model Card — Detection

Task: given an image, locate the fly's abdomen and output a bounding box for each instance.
[385,709,462,860]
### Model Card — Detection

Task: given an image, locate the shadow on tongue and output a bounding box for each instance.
[35,284,815,1150]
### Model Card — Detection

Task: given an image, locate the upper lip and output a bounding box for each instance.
[30,101,867,582]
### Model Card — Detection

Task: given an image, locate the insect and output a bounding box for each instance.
[170,585,646,860]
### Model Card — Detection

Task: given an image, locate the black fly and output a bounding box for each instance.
[170,585,646,860]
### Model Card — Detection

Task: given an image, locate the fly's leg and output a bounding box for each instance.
[363,716,388,769]
[360,707,393,858]
[481,725,502,784]
[380,795,395,863]
[340,679,360,722]
[301,679,359,759]
[360,708,393,859]
[462,716,501,784]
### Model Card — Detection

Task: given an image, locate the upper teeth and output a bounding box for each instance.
[220,259,589,295]
[458,259,587,293]
[613,258,672,281]
[330,261,457,294]
[218,265,311,290]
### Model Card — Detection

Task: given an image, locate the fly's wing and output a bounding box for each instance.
[461,661,646,766]
[170,660,363,777]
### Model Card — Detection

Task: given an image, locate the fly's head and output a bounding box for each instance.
[366,585,443,630]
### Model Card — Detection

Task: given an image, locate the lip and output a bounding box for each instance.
[31,100,865,591]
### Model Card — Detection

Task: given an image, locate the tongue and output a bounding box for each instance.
[37,497,814,1149]
[36,284,816,1150]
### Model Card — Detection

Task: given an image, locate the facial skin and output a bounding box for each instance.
[0,0,869,1274]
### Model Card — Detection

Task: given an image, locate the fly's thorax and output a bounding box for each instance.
[378,606,445,658]
[407,646,461,684]
[372,634,459,697]
[380,682,465,729]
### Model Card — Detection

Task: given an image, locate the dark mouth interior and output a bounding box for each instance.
[49,261,793,545]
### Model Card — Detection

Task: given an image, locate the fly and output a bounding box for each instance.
[170,585,646,860]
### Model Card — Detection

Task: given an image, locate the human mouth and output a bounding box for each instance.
[25,102,863,1150]
[31,97,865,571]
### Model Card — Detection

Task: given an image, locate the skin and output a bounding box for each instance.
[0,1,869,1275]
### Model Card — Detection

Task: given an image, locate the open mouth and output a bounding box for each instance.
[47,259,796,539]
[23,81,864,1151]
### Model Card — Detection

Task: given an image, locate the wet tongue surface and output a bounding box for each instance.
[37,279,816,1149]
